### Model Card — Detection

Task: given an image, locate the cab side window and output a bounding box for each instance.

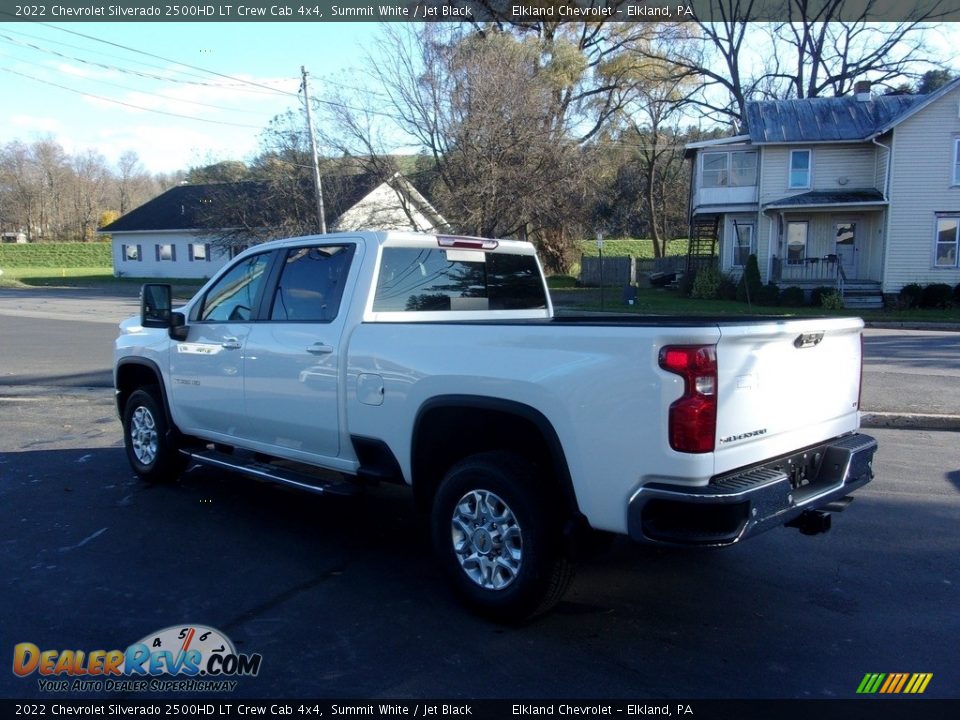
[269,245,355,322]
[199,253,271,322]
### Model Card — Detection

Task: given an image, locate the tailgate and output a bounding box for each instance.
[713,317,863,475]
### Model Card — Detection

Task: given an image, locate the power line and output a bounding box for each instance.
[0,46,271,117]
[0,67,266,130]
[0,30,296,97]
[39,22,300,98]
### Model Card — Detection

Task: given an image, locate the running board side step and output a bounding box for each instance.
[181,448,363,497]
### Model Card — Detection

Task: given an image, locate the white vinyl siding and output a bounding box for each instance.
[759,145,878,204]
[111,233,228,279]
[885,83,960,289]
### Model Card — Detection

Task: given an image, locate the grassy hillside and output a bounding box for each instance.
[577,238,687,258]
[0,242,112,268]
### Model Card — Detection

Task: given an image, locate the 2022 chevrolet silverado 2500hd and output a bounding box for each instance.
[115,231,877,621]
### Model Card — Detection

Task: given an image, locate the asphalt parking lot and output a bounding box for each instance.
[0,290,958,705]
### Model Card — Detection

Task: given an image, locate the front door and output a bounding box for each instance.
[170,251,273,440]
[835,222,858,277]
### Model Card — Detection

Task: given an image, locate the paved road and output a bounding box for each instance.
[861,328,960,415]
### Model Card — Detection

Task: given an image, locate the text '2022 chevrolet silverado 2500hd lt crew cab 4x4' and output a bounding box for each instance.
[115,231,877,621]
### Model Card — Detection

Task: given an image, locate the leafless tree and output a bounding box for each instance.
[0,139,171,242]
[319,25,622,273]
[637,0,947,129]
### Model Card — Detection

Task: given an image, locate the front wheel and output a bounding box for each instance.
[122,387,187,483]
[431,452,574,622]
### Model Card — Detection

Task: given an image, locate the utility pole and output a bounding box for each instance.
[300,65,327,234]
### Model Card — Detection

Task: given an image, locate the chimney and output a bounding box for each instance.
[854,80,873,102]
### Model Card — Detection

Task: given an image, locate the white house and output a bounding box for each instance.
[101,172,447,279]
[685,78,960,306]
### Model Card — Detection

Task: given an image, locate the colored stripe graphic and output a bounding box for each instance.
[857,673,932,694]
[857,673,885,694]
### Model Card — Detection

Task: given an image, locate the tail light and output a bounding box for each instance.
[659,345,717,453]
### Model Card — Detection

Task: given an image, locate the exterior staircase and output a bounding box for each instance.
[841,281,883,310]
[687,216,719,274]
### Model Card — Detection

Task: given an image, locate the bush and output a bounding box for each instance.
[779,286,806,307]
[920,283,954,309]
[690,265,722,299]
[736,254,762,303]
[820,290,844,310]
[898,283,923,309]
[717,274,738,301]
[810,286,833,307]
[955,283,960,303]
[756,282,781,306]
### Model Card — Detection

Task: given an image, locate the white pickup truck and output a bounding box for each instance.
[115,231,877,620]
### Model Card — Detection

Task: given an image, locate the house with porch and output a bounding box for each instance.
[685,78,960,307]
[101,172,446,279]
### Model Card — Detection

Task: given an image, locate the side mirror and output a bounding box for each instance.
[141,284,172,327]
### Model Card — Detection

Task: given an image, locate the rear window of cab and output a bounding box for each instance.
[373,247,547,312]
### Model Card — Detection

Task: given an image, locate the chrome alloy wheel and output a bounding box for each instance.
[451,489,523,590]
[130,405,159,466]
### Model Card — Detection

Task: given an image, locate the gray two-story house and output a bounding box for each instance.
[685,78,960,307]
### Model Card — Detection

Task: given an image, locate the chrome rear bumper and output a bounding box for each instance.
[627,433,878,546]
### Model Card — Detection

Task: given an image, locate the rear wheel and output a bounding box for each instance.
[122,387,187,483]
[431,452,574,622]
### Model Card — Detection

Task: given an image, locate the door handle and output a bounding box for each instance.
[221,338,242,350]
[306,342,334,355]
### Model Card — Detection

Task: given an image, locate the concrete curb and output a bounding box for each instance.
[860,412,960,431]
[865,321,960,332]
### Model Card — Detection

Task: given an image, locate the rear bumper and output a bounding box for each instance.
[627,433,877,546]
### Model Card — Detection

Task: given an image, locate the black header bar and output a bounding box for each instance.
[1,0,958,23]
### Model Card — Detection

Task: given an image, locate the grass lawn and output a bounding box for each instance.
[0,267,206,295]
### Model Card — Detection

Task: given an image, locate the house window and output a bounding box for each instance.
[935,217,959,267]
[156,244,175,261]
[954,139,960,185]
[786,221,808,264]
[701,151,757,188]
[729,151,758,186]
[123,244,141,262]
[702,153,728,187]
[189,243,210,261]
[732,222,755,267]
[789,150,811,189]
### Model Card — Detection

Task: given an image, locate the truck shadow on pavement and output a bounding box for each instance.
[2,447,959,699]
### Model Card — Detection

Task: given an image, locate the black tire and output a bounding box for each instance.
[431,451,574,622]
[122,387,188,483]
